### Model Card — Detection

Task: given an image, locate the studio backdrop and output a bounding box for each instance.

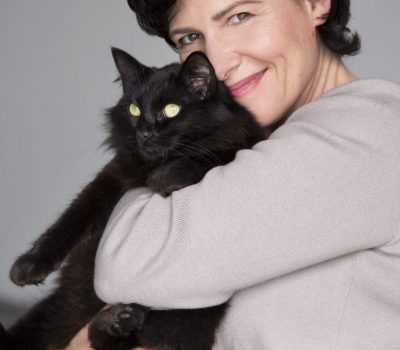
[0,0,399,327]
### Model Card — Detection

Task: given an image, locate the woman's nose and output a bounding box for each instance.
[204,40,240,82]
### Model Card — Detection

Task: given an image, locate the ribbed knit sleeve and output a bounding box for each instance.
[94,79,400,309]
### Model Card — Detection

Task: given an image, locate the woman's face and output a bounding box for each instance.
[169,0,331,126]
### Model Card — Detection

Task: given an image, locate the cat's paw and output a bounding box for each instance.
[146,169,187,197]
[89,304,148,349]
[114,304,148,335]
[152,182,185,197]
[9,253,54,286]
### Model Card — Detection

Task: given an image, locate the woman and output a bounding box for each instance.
[68,0,400,348]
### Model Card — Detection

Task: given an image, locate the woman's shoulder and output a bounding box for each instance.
[293,78,400,122]
[283,79,400,148]
[322,78,400,111]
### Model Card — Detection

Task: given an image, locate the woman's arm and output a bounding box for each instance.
[94,82,400,309]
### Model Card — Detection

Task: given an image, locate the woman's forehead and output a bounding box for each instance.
[168,0,303,30]
[170,0,266,27]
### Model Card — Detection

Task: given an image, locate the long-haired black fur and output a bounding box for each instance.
[2,48,267,350]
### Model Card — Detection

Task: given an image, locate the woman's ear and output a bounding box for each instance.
[307,0,331,27]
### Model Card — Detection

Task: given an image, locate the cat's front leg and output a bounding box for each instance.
[147,158,215,197]
[10,159,129,286]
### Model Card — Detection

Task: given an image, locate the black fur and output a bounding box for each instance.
[2,49,267,350]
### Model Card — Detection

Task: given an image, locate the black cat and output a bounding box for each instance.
[1,48,267,350]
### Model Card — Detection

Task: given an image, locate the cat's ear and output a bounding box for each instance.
[111,47,153,95]
[179,51,217,100]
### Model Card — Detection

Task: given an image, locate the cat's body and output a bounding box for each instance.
[1,49,267,350]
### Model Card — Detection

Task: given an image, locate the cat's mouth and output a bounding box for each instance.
[138,142,167,162]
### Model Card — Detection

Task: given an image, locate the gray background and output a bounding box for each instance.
[0,0,399,327]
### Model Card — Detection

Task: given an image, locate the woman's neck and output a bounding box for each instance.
[290,45,357,116]
[313,46,357,96]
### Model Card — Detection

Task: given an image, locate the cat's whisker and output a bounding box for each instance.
[175,141,221,165]
[173,148,203,169]
[182,147,219,167]
[174,143,215,166]
[186,143,222,162]
[161,149,169,163]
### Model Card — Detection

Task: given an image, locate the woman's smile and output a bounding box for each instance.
[169,0,356,126]
[228,68,268,98]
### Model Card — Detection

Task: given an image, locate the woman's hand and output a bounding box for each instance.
[63,322,92,350]
[63,321,149,350]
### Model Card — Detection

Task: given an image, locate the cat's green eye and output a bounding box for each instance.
[128,103,141,117]
[163,103,181,118]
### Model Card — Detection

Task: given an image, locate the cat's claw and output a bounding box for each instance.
[159,185,184,197]
[9,253,53,286]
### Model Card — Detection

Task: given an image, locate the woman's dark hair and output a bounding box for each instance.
[127,0,360,56]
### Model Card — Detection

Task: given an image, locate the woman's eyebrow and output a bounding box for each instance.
[211,0,263,21]
[169,0,263,38]
[169,27,197,37]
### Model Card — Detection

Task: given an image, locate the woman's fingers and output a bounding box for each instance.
[63,323,94,350]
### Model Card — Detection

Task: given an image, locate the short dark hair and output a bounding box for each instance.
[127,0,360,56]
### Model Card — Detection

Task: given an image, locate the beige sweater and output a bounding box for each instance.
[95,79,400,349]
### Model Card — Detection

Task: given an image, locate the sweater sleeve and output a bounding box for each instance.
[94,79,400,309]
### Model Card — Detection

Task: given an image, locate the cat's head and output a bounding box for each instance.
[106,48,257,162]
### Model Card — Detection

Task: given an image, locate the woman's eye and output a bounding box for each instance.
[128,103,141,117]
[179,33,202,47]
[163,103,181,118]
[229,12,251,25]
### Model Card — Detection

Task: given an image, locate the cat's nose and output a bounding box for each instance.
[136,130,153,146]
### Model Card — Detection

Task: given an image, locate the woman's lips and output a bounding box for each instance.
[228,68,268,98]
